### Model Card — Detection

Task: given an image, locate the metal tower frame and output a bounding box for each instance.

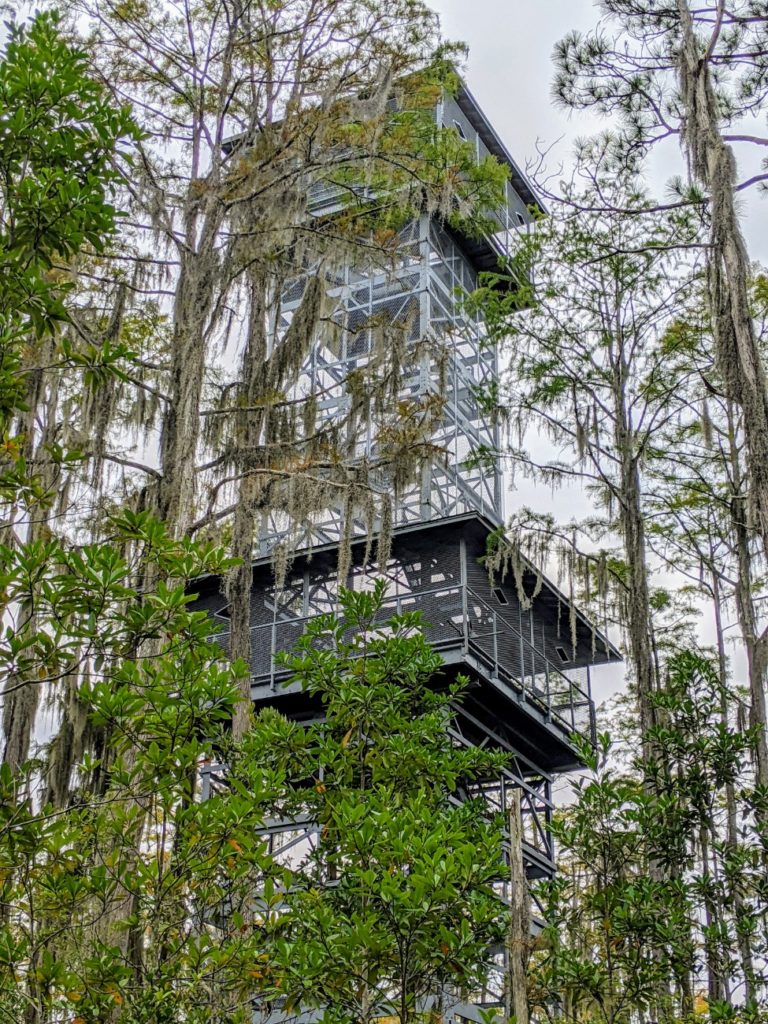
[194,81,618,1024]
[255,93,527,553]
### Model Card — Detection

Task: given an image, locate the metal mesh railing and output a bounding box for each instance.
[212,583,594,744]
[463,587,594,743]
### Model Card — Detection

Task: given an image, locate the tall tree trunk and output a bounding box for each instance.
[711,568,758,1001]
[677,0,768,562]
[612,356,658,759]
[724,404,768,797]
[227,270,269,741]
[506,788,530,1024]
[157,203,224,537]
[614,390,680,1018]
[698,822,726,1004]
[617,448,658,752]
[2,338,60,774]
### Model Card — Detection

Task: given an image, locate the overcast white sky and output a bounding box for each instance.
[431,1,608,175]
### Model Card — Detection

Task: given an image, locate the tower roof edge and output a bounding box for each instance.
[454,79,546,216]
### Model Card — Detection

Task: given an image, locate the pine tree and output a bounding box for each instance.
[474,158,701,760]
[553,0,768,576]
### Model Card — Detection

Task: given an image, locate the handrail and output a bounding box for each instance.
[256,581,465,634]
[212,580,594,742]
[464,586,589,696]
[462,585,594,741]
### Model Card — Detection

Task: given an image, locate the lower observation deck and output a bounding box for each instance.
[214,580,593,765]
[194,513,620,773]
[192,513,620,1024]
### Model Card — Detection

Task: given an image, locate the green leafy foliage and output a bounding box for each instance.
[532,653,767,1024]
[0,569,513,1023]
[0,12,137,333]
[237,581,509,1024]
[0,513,276,1024]
[0,10,140,504]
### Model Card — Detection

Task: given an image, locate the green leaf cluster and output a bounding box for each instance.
[236,581,510,1024]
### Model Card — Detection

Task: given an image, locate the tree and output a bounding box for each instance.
[533,652,763,1024]
[0,11,139,772]
[0,568,511,1023]
[533,736,695,1024]
[0,13,515,1020]
[0,515,272,1024]
[31,0,511,752]
[240,581,509,1024]
[640,277,768,815]
[474,142,768,1010]
[473,159,701,757]
[552,0,768,568]
[0,11,135,363]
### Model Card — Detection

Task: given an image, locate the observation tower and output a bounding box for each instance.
[194,80,620,1021]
